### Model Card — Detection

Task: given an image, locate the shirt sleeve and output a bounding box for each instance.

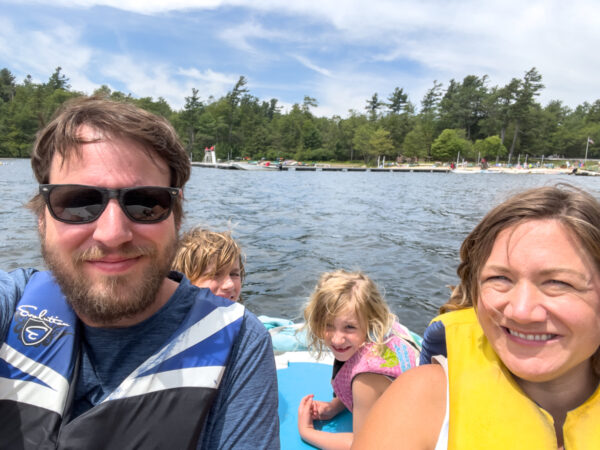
[419,320,448,365]
[0,268,36,343]
[199,310,280,450]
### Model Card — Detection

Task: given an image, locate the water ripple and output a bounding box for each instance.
[1,159,598,333]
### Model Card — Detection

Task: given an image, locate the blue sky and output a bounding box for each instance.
[1,0,599,117]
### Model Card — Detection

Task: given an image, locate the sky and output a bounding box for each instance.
[1,0,599,118]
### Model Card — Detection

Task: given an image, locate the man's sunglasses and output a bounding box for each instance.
[39,184,181,224]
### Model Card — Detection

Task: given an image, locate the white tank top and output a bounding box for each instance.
[432,355,449,450]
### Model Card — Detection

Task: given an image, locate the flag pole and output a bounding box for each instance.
[585,136,590,166]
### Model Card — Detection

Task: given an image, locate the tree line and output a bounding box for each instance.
[1,66,599,163]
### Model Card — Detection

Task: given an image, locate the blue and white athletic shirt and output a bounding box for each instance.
[0,271,244,450]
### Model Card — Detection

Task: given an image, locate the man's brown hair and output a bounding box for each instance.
[28,96,190,225]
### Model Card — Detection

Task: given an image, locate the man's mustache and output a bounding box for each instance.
[73,245,157,263]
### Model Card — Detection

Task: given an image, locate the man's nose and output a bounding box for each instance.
[92,199,134,248]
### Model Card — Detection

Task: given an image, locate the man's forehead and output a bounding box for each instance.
[77,124,106,140]
[49,125,165,177]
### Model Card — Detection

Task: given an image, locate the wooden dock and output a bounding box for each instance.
[191,162,451,173]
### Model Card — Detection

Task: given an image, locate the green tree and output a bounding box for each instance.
[484,78,520,145]
[365,93,383,121]
[179,88,204,159]
[431,129,472,161]
[47,66,70,90]
[419,80,443,158]
[338,111,368,161]
[507,68,544,162]
[134,96,173,118]
[473,135,507,162]
[387,87,409,114]
[0,68,16,102]
[302,119,322,150]
[353,123,374,162]
[369,128,395,160]
[302,96,318,114]
[401,122,429,160]
[224,76,249,159]
[439,75,488,140]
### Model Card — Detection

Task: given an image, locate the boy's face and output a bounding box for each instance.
[193,259,242,302]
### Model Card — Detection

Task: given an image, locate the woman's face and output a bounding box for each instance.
[193,259,242,302]
[477,219,600,384]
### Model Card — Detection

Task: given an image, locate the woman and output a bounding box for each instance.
[353,185,600,449]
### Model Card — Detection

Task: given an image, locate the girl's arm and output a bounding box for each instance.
[298,394,353,450]
[351,364,447,449]
[297,373,393,450]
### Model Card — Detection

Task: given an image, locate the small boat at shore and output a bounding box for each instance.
[232,162,280,171]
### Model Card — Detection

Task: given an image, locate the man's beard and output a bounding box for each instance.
[41,231,178,326]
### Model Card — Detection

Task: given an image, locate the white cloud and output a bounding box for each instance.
[0,17,97,91]
[3,0,600,114]
[7,0,224,15]
[292,55,332,77]
[100,55,237,109]
[176,67,239,102]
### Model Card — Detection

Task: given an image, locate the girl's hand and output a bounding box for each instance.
[298,394,315,436]
[311,400,338,421]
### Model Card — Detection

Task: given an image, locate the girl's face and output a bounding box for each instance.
[477,219,600,385]
[193,259,242,302]
[324,308,368,361]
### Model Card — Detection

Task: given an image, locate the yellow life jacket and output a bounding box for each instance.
[431,307,600,450]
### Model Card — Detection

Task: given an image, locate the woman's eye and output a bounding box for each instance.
[490,275,511,281]
[230,271,240,278]
[345,325,356,330]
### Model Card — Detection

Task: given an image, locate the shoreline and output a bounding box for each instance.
[2,157,584,175]
[192,161,578,175]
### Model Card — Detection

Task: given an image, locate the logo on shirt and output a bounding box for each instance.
[15,305,72,347]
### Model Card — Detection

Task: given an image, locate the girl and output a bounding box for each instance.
[172,227,244,302]
[298,270,420,449]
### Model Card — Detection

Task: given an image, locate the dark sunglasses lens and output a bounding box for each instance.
[123,188,173,222]
[48,186,105,223]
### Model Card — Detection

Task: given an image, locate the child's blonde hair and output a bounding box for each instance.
[303,270,396,358]
[172,227,245,285]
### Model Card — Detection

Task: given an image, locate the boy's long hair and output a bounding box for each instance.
[172,227,245,292]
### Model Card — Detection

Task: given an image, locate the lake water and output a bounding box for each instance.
[1,158,598,333]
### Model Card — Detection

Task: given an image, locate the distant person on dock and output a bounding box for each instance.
[353,185,600,449]
[0,97,278,449]
[298,270,421,449]
[173,227,244,302]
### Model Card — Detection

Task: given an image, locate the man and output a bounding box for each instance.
[0,97,279,449]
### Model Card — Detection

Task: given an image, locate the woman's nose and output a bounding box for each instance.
[504,281,547,323]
